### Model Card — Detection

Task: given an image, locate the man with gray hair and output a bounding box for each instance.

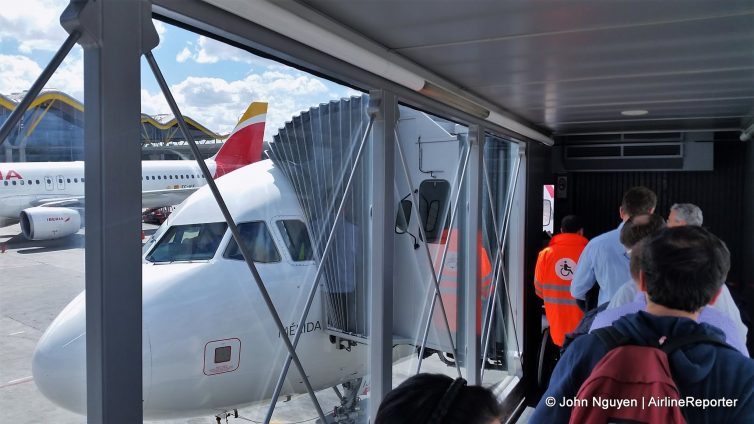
[668,202,703,227]
[608,203,747,342]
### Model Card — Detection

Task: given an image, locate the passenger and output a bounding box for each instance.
[590,239,748,356]
[667,202,703,227]
[534,215,588,347]
[570,186,657,309]
[531,226,754,423]
[374,374,501,424]
[561,213,664,350]
[603,213,666,309]
[608,203,747,342]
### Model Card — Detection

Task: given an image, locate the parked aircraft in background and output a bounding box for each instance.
[0,102,267,240]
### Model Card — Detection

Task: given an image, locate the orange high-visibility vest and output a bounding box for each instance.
[431,229,493,333]
[534,232,588,346]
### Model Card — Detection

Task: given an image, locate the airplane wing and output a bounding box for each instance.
[32,197,85,208]
[141,187,199,209]
[29,187,198,211]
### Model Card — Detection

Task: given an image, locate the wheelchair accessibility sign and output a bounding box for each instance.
[555,258,577,280]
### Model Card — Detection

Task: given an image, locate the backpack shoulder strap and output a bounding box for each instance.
[659,332,734,354]
[592,326,632,351]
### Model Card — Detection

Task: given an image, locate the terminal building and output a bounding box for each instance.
[0,90,222,162]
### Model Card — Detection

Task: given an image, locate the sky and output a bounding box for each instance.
[0,0,362,142]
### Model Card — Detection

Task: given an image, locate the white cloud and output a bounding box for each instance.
[1,49,84,104]
[0,0,68,53]
[176,47,192,63]
[178,36,269,66]
[0,1,168,54]
[154,20,167,38]
[140,71,351,142]
[0,55,43,95]
[46,50,84,101]
[140,89,170,117]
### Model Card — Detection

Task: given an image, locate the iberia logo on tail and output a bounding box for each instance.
[212,102,267,178]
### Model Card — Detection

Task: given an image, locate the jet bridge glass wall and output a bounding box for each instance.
[388,103,525,395]
[3,2,535,421]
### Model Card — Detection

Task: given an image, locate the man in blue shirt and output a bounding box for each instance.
[570,186,656,308]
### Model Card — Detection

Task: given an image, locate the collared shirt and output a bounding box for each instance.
[570,222,630,305]
[607,280,748,341]
[589,292,749,356]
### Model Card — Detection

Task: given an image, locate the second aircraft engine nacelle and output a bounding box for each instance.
[20,207,82,240]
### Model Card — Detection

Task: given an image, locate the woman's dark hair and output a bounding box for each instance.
[620,213,665,249]
[374,373,501,424]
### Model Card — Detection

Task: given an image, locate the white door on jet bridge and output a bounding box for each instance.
[398,114,463,181]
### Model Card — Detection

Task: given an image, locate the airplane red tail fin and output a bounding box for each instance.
[213,102,267,178]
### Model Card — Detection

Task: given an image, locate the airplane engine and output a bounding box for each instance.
[20,207,82,240]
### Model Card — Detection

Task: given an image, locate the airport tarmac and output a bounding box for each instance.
[1,222,524,423]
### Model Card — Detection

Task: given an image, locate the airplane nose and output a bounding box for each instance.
[32,292,87,415]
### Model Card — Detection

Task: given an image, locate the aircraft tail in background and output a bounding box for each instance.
[212,101,268,178]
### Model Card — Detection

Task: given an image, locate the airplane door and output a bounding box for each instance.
[56,175,65,190]
[44,176,54,191]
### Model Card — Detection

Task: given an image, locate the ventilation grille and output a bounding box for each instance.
[565,143,683,159]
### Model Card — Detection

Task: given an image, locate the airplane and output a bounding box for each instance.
[0,101,268,241]
[31,98,479,421]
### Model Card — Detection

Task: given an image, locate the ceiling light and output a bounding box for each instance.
[621,109,648,116]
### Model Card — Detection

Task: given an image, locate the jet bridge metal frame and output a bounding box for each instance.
[23,0,541,421]
[67,0,152,421]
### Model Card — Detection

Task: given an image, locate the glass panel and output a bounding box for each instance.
[391,103,468,387]
[479,134,523,395]
[145,222,227,262]
[395,198,412,234]
[276,219,314,261]
[265,93,372,422]
[419,179,451,243]
[225,221,281,263]
[7,12,373,424]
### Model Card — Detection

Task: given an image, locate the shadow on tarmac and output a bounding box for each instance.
[0,233,85,254]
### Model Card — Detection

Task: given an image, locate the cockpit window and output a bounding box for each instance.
[276,220,314,261]
[224,221,281,263]
[145,222,227,262]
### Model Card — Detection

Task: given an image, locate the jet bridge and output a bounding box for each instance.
[269,95,523,369]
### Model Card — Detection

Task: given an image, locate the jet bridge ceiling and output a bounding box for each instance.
[288,1,754,137]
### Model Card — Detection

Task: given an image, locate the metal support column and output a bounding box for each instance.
[462,125,483,385]
[368,90,396,422]
[60,0,157,421]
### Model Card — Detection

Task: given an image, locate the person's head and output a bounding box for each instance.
[374,374,500,424]
[668,203,703,227]
[639,226,730,313]
[629,239,646,284]
[619,186,657,221]
[620,213,666,250]
[560,215,583,236]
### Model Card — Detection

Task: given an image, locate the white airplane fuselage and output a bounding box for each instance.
[32,160,367,419]
[0,160,215,219]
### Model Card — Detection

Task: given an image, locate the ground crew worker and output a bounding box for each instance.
[534,215,588,346]
[432,228,493,334]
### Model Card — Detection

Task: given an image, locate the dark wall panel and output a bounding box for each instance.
[743,141,754,285]
[556,142,746,283]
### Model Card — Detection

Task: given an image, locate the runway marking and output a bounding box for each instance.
[1,376,33,388]
[8,331,25,336]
